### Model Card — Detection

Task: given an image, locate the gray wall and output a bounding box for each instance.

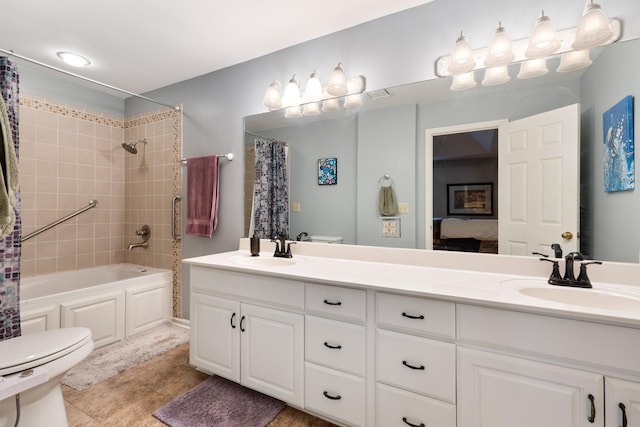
[581,41,640,262]
[115,0,639,316]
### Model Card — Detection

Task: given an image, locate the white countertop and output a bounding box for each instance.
[184,245,640,328]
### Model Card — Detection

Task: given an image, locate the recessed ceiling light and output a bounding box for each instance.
[56,51,91,67]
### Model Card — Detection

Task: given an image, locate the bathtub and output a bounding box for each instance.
[20,264,172,348]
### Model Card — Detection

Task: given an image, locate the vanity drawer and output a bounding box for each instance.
[305,315,366,377]
[305,283,366,323]
[376,382,456,427]
[305,362,366,427]
[376,329,456,403]
[376,292,455,339]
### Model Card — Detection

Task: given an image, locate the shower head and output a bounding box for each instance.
[122,139,147,154]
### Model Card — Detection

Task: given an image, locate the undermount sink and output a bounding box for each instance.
[502,279,640,311]
[231,255,296,267]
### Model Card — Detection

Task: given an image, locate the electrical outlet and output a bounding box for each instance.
[292,202,301,212]
[398,202,409,214]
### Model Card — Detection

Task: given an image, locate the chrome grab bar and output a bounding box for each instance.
[172,195,182,241]
[21,199,98,243]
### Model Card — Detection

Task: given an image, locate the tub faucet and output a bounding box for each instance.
[128,225,150,251]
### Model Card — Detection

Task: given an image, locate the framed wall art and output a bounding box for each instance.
[603,95,635,192]
[318,158,337,185]
[447,183,493,216]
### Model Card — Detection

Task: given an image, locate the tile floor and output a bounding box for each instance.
[62,343,336,426]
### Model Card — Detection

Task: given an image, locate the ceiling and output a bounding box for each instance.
[1,0,433,96]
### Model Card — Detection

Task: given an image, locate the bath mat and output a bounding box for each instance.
[62,322,189,390]
[153,375,285,427]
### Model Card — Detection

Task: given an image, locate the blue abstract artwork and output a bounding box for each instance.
[318,158,337,185]
[603,95,635,192]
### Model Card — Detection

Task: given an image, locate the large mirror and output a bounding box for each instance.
[244,38,640,264]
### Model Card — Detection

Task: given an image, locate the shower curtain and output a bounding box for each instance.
[251,139,289,239]
[0,57,21,341]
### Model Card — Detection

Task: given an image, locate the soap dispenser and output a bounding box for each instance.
[250,234,260,256]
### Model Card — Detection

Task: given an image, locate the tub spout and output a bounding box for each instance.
[128,241,149,250]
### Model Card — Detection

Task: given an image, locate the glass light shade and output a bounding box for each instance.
[263,81,282,110]
[450,71,477,91]
[344,94,363,109]
[557,50,592,73]
[447,32,476,74]
[572,0,613,50]
[525,12,561,58]
[517,58,549,79]
[282,76,301,107]
[482,66,510,86]
[284,105,302,118]
[304,71,323,102]
[327,63,348,96]
[56,51,90,67]
[302,102,321,116]
[321,98,340,112]
[484,23,516,67]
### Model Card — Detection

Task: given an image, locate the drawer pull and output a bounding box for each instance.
[323,299,342,306]
[230,312,236,329]
[588,394,596,423]
[324,341,342,350]
[240,315,246,332]
[619,402,627,427]
[402,360,425,370]
[402,312,425,320]
[322,391,342,400]
[402,417,425,427]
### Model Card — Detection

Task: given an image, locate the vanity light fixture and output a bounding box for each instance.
[482,65,510,86]
[302,102,321,116]
[263,81,282,110]
[484,22,515,67]
[447,32,476,75]
[525,11,561,58]
[327,63,349,96]
[303,70,323,102]
[517,58,549,79]
[321,98,341,113]
[557,49,592,73]
[450,71,477,91]
[572,0,613,50]
[285,105,303,118]
[56,51,91,67]
[282,75,301,108]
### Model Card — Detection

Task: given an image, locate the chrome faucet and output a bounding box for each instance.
[270,232,295,258]
[128,225,150,251]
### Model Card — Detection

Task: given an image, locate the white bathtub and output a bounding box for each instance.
[20,264,172,348]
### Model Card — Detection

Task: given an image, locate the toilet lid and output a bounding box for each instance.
[0,327,92,376]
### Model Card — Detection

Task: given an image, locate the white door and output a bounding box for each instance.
[458,347,604,427]
[605,377,640,427]
[240,303,304,407]
[499,103,580,256]
[189,293,240,381]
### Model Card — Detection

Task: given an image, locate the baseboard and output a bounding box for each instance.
[171,317,190,329]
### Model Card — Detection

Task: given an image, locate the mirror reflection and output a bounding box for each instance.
[245,38,640,264]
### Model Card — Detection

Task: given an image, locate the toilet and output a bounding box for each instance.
[0,327,93,427]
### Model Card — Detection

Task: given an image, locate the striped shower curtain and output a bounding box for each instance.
[0,57,21,341]
[252,139,289,239]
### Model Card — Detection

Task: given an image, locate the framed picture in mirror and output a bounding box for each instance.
[447,183,493,216]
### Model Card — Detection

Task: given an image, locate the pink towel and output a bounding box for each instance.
[186,155,220,238]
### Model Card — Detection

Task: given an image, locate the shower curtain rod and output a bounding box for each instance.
[245,131,286,144]
[0,48,180,111]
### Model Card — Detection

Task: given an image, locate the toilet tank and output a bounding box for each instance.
[310,235,343,244]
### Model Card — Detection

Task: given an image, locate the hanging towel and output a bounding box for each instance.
[0,94,18,239]
[186,155,220,238]
[378,185,398,216]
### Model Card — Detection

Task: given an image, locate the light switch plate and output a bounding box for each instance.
[398,202,409,214]
[292,202,301,212]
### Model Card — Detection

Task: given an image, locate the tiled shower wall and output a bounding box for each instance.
[19,95,184,317]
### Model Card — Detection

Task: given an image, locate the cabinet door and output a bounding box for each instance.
[605,377,640,427]
[458,347,604,427]
[189,293,240,382]
[241,303,304,407]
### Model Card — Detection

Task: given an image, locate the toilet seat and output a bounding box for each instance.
[0,327,92,376]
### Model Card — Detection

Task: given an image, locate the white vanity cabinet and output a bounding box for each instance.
[189,266,304,407]
[457,304,640,427]
[374,292,457,427]
[304,283,367,427]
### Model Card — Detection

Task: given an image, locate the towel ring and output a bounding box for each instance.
[378,173,394,187]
